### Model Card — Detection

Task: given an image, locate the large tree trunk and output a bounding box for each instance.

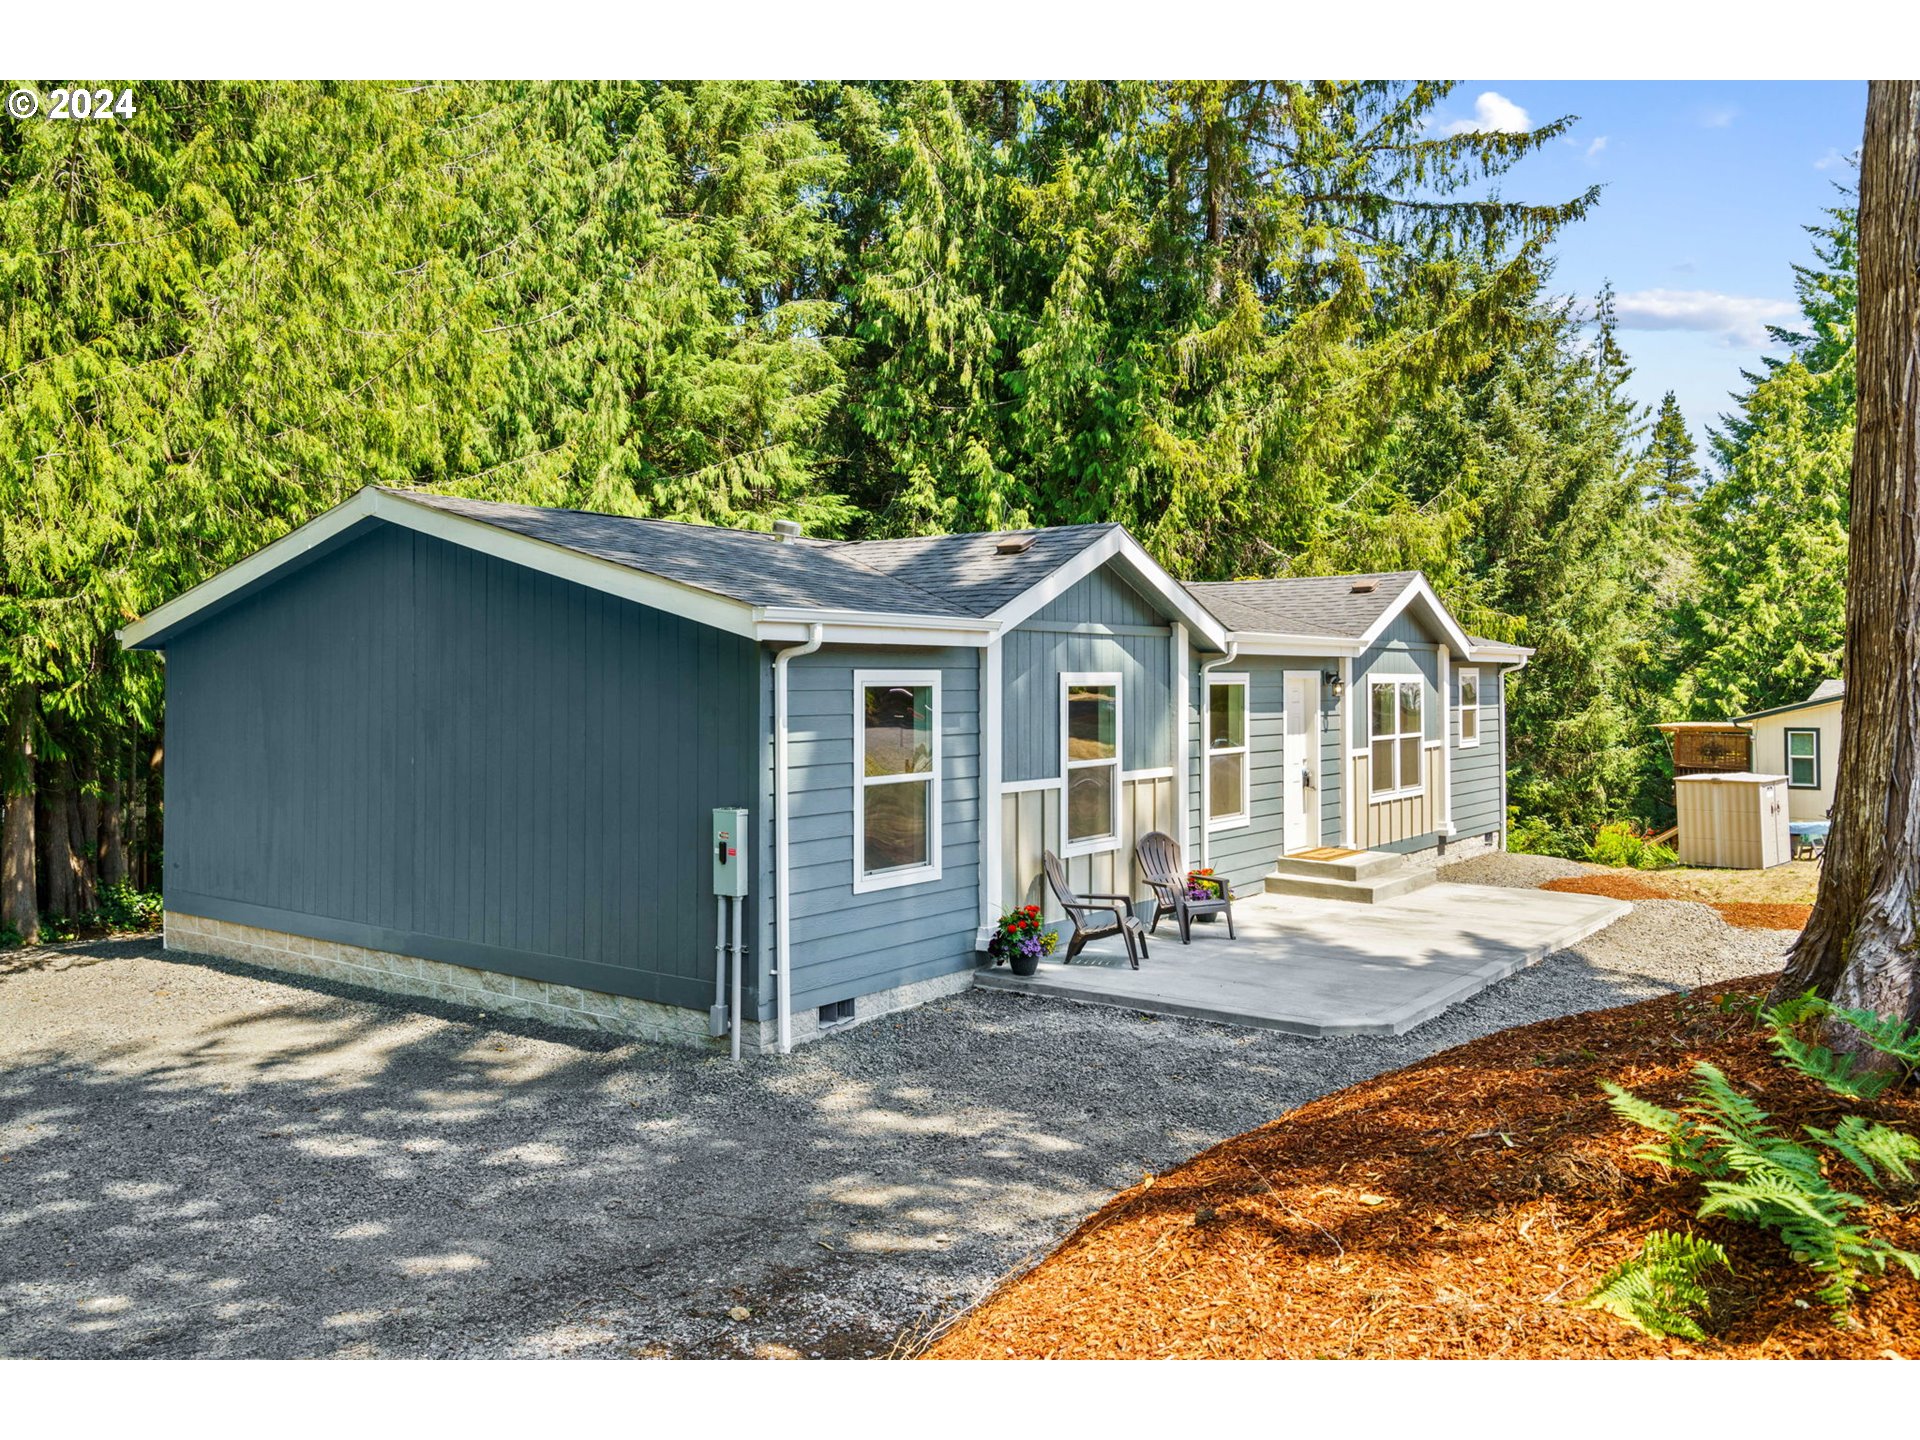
[1,686,36,942]
[1773,80,1920,1035]
[99,753,127,887]
[38,754,91,920]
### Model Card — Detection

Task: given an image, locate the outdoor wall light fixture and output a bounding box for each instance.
[1323,670,1344,700]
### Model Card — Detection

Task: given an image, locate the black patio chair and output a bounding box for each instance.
[1135,830,1236,944]
[1042,849,1148,969]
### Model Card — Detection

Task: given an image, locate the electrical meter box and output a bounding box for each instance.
[711,807,749,897]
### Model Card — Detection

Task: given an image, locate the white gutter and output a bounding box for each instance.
[772,623,825,1055]
[1196,641,1239,869]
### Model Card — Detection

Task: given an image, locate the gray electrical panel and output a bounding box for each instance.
[711,807,749,897]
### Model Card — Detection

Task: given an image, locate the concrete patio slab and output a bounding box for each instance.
[973,883,1633,1036]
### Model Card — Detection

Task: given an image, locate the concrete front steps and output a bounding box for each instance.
[1262,848,1438,904]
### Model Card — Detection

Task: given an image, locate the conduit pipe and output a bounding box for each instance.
[1196,641,1239,871]
[773,623,825,1055]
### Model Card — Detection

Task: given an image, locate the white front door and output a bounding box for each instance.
[1282,671,1320,853]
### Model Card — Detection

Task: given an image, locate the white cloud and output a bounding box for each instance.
[1609,288,1798,347]
[1699,104,1739,129]
[1814,147,1853,171]
[1586,135,1609,158]
[1442,91,1532,136]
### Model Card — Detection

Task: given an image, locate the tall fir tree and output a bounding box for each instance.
[1644,391,1702,505]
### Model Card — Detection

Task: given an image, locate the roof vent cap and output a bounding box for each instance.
[771,519,803,543]
[1349,578,1378,594]
[994,533,1036,555]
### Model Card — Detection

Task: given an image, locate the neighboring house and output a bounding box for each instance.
[1737,679,1844,823]
[119,487,1531,1052]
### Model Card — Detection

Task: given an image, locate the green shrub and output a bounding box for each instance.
[93,883,163,933]
[1584,821,1679,870]
[1583,1229,1731,1341]
[1507,810,1586,860]
[1602,1062,1920,1320]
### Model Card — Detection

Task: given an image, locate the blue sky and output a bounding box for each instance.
[1433,81,1866,460]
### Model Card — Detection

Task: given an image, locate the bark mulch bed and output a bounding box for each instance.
[1540,873,1813,932]
[922,976,1919,1359]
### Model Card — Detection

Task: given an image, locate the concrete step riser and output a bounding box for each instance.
[1269,852,1405,882]
[1262,870,1438,904]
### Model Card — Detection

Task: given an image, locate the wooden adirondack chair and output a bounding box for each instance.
[1042,850,1148,969]
[1135,830,1235,944]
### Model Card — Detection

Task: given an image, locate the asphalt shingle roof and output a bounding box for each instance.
[1181,573,1422,640]
[390,491,1117,619]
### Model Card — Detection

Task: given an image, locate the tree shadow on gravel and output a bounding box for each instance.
[0,917,1789,1359]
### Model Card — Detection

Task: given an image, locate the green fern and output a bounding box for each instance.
[1763,992,1920,1100]
[1584,1230,1731,1341]
[1605,1061,1920,1323]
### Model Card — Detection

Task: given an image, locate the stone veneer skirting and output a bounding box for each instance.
[1401,830,1503,872]
[164,911,974,1054]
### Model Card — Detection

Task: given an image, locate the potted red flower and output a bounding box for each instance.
[987,904,1059,977]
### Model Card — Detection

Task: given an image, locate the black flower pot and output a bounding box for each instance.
[1008,951,1042,977]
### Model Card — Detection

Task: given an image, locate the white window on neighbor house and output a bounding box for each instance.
[1458,667,1482,748]
[853,671,942,893]
[1062,672,1122,854]
[1786,728,1820,789]
[1369,676,1425,799]
[1207,674,1250,830]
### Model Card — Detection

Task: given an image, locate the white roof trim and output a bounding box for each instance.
[986,528,1231,650]
[1358,574,1476,657]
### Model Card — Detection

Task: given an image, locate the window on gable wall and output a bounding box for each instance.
[1458,667,1481,747]
[1369,678,1424,798]
[854,673,941,891]
[1063,675,1120,851]
[1207,676,1249,828]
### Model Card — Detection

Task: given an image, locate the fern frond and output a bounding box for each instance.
[1582,1230,1730,1342]
[1824,1004,1920,1069]
[1806,1116,1920,1189]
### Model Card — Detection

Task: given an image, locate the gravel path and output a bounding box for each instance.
[0,857,1792,1359]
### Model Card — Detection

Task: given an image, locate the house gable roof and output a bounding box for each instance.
[1184,572,1422,640]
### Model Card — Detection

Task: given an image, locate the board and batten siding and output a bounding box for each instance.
[163,524,760,1012]
[1001,775,1177,925]
[1346,614,1446,849]
[773,644,981,1014]
[1001,566,1174,780]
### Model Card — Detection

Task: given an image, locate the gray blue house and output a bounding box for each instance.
[120,487,1530,1052]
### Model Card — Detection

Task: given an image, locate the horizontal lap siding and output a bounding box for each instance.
[1451,669,1506,839]
[1002,568,1173,781]
[781,645,980,1012]
[164,526,759,1011]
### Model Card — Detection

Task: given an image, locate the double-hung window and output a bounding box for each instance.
[853,671,941,892]
[1786,729,1820,789]
[1062,673,1121,853]
[1369,677,1425,799]
[1207,675,1249,829]
[1458,667,1481,747]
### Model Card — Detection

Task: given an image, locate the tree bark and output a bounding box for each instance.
[99,754,127,887]
[0,686,36,942]
[38,754,89,920]
[1773,80,1920,1037]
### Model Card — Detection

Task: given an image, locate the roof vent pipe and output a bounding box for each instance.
[772,519,803,542]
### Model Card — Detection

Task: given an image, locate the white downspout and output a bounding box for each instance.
[1438,645,1456,838]
[1196,641,1238,870]
[773,623,824,1055]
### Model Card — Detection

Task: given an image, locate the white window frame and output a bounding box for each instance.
[851,669,943,894]
[1205,673,1251,832]
[1785,728,1820,790]
[1368,675,1426,801]
[1060,671,1124,857]
[1458,666,1482,749]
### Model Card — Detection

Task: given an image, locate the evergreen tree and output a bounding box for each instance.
[1645,392,1702,505]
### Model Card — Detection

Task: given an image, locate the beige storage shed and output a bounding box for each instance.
[1673,772,1792,869]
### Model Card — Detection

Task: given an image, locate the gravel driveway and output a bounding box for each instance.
[1,855,1791,1359]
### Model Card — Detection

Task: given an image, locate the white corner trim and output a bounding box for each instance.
[850,669,944,896]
